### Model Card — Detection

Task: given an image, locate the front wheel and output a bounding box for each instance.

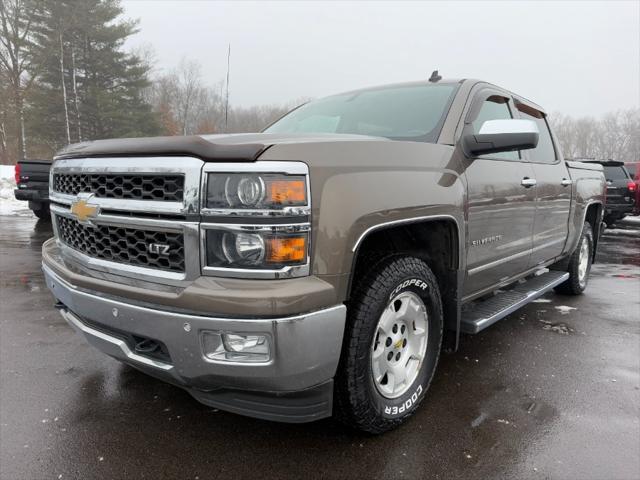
[335,256,443,434]
[555,222,593,295]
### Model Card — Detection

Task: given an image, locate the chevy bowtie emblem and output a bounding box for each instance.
[70,197,99,223]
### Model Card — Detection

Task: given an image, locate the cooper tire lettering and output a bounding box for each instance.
[382,384,424,417]
[389,278,428,300]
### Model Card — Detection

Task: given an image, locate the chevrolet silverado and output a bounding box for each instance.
[42,77,606,433]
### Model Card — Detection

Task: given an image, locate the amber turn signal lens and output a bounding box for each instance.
[266,236,307,264]
[267,179,306,205]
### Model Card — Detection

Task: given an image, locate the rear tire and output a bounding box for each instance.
[603,214,620,227]
[555,222,593,295]
[32,204,50,220]
[335,256,443,434]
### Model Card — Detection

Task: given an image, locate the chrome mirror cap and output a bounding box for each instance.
[463,119,540,157]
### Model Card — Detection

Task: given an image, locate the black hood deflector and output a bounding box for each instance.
[54,133,385,163]
[54,135,268,162]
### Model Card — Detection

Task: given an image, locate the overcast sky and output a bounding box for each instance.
[123,1,639,117]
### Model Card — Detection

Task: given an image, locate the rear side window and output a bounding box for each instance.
[516,103,556,164]
[603,166,629,181]
[472,96,519,161]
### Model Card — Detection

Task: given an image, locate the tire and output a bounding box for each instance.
[603,215,616,228]
[32,205,50,220]
[554,222,593,295]
[604,213,624,228]
[335,256,443,434]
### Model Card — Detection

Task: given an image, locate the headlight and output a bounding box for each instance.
[201,162,311,279]
[204,228,308,269]
[206,173,307,210]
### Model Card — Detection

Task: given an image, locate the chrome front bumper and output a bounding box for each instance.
[43,264,346,422]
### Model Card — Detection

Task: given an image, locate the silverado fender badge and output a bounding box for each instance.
[471,234,503,247]
[70,193,100,224]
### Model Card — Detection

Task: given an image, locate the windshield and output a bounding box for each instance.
[264,83,458,142]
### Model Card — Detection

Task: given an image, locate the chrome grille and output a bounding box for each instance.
[52,173,184,201]
[56,215,185,272]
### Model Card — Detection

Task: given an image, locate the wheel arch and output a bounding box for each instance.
[583,201,603,261]
[346,216,464,350]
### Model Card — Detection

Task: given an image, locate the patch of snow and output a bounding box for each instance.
[0,165,33,217]
[542,323,572,335]
[604,228,640,237]
[471,412,487,428]
[554,305,576,315]
[621,216,640,225]
[532,298,552,303]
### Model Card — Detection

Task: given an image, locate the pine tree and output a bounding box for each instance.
[28,0,160,155]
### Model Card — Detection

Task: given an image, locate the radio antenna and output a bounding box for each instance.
[225,44,231,132]
[428,70,442,83]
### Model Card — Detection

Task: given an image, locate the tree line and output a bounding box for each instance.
[1,0,638,165]
[0,0,291,164]
[549,110,639,162]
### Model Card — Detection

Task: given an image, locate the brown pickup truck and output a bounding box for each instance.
[42,77,605,433]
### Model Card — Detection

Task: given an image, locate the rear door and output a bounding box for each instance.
[462,91,536,296]
[515,103,572,267]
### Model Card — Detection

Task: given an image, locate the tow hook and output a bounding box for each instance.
[134,338,160,354]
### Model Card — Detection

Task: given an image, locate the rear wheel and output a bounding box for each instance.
[32,204,50,220]
[603,213,621,227]
[335,256,443,434]
[555,222,593,295]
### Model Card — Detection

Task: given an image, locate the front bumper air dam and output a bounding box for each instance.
[43,264,347,423]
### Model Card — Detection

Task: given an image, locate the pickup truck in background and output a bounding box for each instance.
[14,159,52,219]
[42,77,606,433]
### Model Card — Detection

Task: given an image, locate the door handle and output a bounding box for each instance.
[521,177,537,187]
[561,178,572,186]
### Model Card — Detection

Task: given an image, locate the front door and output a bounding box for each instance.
[462,92,537,297]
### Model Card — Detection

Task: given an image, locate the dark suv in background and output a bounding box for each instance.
[581,160,636,226]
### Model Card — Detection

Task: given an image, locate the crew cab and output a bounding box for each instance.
[14,159,52,219]
[42,78,605,433]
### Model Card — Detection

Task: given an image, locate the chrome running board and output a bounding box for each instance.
[460,271,569,334]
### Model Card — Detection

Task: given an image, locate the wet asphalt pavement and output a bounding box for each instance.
[1,215,639,480]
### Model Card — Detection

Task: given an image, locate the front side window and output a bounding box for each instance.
[264,84,458,143]
[472,95,519,161]
[516,104,557,164]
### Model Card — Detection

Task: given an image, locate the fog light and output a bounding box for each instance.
[201,331,271,363]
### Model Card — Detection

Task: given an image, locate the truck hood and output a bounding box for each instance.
[54,133,388,162]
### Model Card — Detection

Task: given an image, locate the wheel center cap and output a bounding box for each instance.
[394,339,403,349]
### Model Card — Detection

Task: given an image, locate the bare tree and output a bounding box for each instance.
[58,29,70,144]
[550,109,640,161]
[0,0,38,160]
[174,58,205,135]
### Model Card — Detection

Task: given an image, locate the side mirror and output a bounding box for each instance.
[463,119,539,157]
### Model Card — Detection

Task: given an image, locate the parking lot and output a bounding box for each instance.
[1,214,638,480]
